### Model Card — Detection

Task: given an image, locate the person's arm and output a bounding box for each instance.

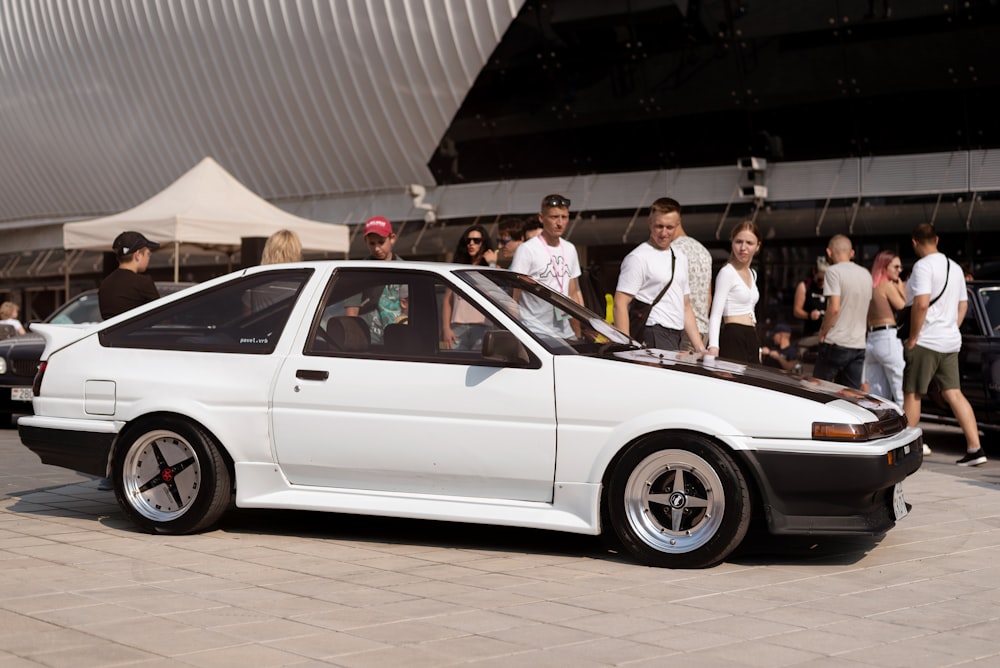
[884,279,906,311]
[764,347,798,371]
[819,294,841,342]
[792,281,809,320]
[905,293,930,350]
[613,291,634,337]
[441,289,455,349]
[568,277,583,306]
[682,296,706,353]
[706,266,731,355]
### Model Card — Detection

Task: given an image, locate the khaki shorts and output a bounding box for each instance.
[902,345,961,394]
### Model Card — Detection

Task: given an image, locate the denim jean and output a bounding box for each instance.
[813,342,866,389]
[864,328,904,404]
[451,323,488,351]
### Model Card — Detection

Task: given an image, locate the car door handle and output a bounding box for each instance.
[295,369,329,381]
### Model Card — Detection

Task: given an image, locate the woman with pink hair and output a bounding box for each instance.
[864,250,906,404]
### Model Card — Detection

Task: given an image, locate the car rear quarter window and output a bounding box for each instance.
[99,269,313,354]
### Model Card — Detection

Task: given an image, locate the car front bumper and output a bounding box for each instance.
[738,430,923,535]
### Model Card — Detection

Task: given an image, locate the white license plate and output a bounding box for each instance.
[11,387,33,402]
[892,483,908,520]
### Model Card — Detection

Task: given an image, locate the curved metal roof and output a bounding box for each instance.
[0,0,523,223]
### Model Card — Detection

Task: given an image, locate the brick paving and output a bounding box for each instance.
[0,424,998,667]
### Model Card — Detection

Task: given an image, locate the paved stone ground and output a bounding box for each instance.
[0,423,998,667]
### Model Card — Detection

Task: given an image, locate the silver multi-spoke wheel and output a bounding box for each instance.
[623,450,725,554]
[122,429,202,523]
[606,434,751,568]
[114,417,232,534]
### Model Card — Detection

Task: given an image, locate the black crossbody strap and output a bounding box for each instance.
[929,257,950,306]
[648,248,676,309]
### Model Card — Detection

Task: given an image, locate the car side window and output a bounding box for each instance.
[99,269,313,354]
[305,269,514,366]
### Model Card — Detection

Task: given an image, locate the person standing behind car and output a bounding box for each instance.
[510,194,583,306]
[96,230,161,492]
[667,199,712,351]
[814,234,871,389]
[442,224,495,350]
[495,218,525,269]
[344,216,405,344]
[613,197,704,351]
[98,231,161,319]
[903,223,986,466]
[0,301,26,335]
[793,259,828,338]
[707,221,763,363]
[864,250,906,405]
[261,229,302,264]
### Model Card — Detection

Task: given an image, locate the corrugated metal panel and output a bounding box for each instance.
[970,149,1000,191]
[0,0,523,222]
[861,152,969,196]
[768,159,860,202]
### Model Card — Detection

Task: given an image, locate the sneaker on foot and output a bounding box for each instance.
[956,449,987,466]
[96,477,114,491]
[922,443,932,456]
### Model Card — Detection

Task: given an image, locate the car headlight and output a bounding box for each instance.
[0,358,6,374]
[813,413,908,441]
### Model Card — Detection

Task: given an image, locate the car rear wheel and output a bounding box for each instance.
[606,434,751,568]
[113,417,232,534]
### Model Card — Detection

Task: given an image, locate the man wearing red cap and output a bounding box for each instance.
[345,216,405,343]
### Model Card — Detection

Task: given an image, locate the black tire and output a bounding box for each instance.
[113,416,232,534]
[605,433,751,568]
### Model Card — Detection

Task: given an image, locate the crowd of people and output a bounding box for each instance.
[23,193,983,469]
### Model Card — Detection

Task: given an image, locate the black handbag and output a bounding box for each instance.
[897,258,949,340]
[627,249,675,343]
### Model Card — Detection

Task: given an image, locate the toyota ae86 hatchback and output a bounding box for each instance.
[19,261,922,568]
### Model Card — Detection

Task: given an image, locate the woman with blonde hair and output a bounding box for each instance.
[261,229,302,264]
[0,301,26,335]
[707,220,762,363]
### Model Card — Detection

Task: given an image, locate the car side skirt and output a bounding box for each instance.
[235,462,604,535]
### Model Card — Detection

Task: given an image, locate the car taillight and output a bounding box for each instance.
[32,361,46,396]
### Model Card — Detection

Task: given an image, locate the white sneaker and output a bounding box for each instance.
[922,443,932,456]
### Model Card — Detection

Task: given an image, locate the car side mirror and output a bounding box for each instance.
[482,330,530,366]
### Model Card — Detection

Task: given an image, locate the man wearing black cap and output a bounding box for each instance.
[98,231,161,319]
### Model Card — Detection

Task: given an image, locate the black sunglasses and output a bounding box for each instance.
[497,237,513,245]
[543,196,571,208]
[463,237,483,245]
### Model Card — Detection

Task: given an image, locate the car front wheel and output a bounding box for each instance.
[606,434,751,568]
[113,417,232,534]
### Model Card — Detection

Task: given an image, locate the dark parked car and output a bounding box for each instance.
[0,283,193,424]
[920,281,1000,432]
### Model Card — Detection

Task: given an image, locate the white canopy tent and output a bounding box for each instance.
[63,157,350,282]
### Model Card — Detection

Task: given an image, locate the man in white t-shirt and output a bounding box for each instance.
[903,223,985,466]
[509,194,583,336]
[612,198,705,351]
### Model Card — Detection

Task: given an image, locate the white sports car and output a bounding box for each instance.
[19,261,922,568]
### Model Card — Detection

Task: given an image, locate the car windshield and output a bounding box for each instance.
[48,293,101,324]
[458,269,636,355]
[980,286,1000,333]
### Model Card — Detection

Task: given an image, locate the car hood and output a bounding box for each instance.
[610,347,901,419]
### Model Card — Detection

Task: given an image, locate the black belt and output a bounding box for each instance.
[868,324,896,333]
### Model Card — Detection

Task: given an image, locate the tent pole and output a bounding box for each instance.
[174,241,179,283]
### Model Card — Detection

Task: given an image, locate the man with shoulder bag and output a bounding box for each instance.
[613,198,705,351]
[902,223,986,466]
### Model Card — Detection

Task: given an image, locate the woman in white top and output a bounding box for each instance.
[707,221,762,363]
[0,301,25,335]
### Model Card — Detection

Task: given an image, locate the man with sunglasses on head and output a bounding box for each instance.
[510,194,583,305]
